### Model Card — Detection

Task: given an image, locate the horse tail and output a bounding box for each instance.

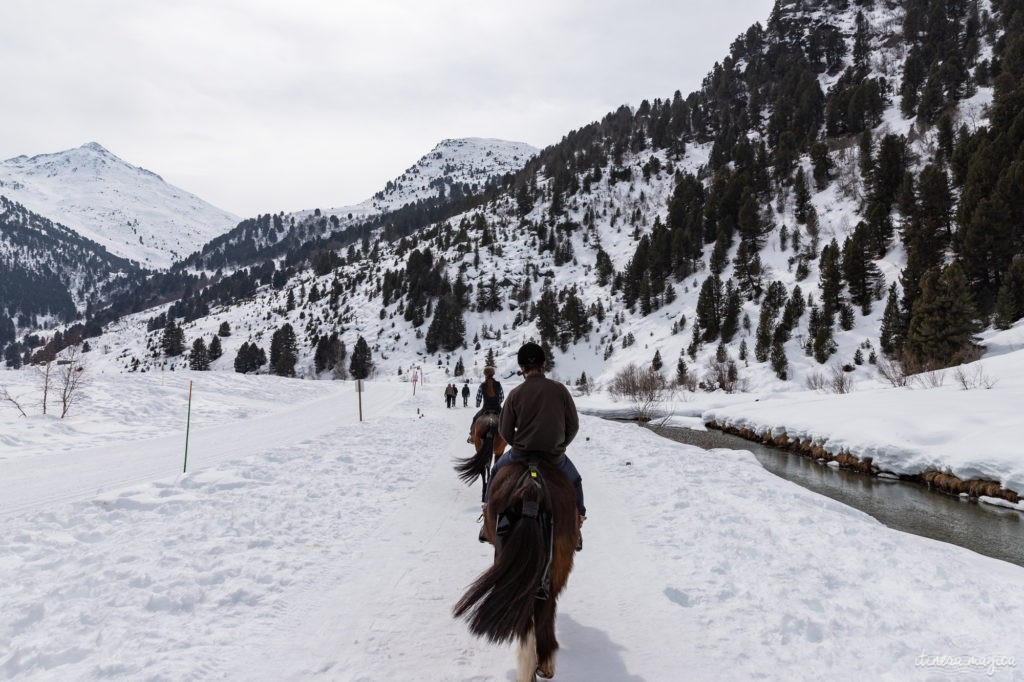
[479,420,496,461]
[453,472,548,643]
[453,446,490,485]
[454,418,497,485]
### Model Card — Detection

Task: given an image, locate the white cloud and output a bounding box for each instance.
[0,0,774,217]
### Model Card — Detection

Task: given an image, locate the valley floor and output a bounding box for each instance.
[0,371,1022,680]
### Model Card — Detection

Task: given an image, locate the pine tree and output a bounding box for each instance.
[732,241,764,301]
[770,340,788,380]
[793,170,811,224]
[314,336,335,373]
[754,303,775,363]
[559,287,591,343]
[541,340,556,372]
[842,222,884,314]
[904,263,981,367]
[218,321,232,337]
[208,335,223,361]
[652,350,663,372]
[425,294,466,354]
[879,283,905,356]
[533,285,560,346]
[818,240,844,316]
[675,354,689,386]
[233,342,266,374]
[189,338,210,371]
[161,319,185,357]
[810,142,832,189]
[270,324,298,377]
[719,280,742,343]
[234,342,250,373]
[696,275,723,342]
[994,256,1024,329]
[485,347,496,367]
[349,336,374,380]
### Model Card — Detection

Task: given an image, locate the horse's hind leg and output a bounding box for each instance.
[533,597,559,678]
[516,627,539,682]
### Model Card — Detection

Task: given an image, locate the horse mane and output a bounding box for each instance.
[453,457,576,652]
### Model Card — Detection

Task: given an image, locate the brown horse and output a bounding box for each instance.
[454,413,508,501]
[454,457,578,681]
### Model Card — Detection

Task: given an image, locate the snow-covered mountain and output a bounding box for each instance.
[289,138,539,224]
[178,137,537,273]
[12,0,1024,409]
[0,143,240,269]
[0,196,142,347]
[296,139,536,220]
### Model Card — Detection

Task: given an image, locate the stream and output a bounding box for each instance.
[651,424,1024,568]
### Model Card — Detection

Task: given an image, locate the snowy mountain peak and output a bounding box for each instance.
[288,137,538,228]
[0,143,239,269]
[377,137,538,209]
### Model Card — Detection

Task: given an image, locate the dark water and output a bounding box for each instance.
[653,425,1024,568]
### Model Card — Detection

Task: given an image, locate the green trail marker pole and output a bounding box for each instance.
[183,380,193,473]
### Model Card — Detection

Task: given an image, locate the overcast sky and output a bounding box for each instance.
[1,0,774,218]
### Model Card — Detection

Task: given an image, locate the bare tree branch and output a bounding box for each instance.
[1,385,27,418]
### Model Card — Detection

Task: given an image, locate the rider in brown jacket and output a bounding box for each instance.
[483,342,586,548]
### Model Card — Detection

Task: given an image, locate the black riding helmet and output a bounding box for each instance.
[517,341,545,369]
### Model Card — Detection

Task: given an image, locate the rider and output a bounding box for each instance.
[467,366,504,442]
[484,341,586,549]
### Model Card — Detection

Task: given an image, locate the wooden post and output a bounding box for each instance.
[183,380,193,473]
[357,379,363,422]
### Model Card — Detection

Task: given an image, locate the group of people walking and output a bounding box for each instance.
[444,382,470,408]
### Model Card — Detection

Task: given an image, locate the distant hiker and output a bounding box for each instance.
[444,383,456,408]
[484,342,585,550]
[461,382,470,407]
[467,366,504,442]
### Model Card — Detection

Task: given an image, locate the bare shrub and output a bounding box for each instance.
[680,372,699,392]
[911,369,946,389]
[35,360,54,415]
[829,363,854,394]
[575,372,595,395]
[875,356,908,387]
[57,345,89,418]
[953,365,998,390]
[701,357,747,394]
[608,363,670,421]
[805,371,827,392]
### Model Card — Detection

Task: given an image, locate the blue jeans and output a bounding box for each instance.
[486,449,586,517]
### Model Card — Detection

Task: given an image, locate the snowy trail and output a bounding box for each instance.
[3,374,1024,680]
[0,380,406,519]
[238,398,510,680]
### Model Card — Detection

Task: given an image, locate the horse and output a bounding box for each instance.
[454,457,579,681]
[454,413,507,502]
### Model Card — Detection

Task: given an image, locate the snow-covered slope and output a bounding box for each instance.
[0,143,240,269]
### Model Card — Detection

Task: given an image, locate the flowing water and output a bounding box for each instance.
[652,425,1024,568]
